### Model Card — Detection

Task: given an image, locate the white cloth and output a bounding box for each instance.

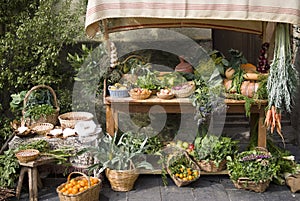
[85,0,300,38]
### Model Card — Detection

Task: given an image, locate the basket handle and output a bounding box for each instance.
[67,171,91,188]
[22,85,59,112]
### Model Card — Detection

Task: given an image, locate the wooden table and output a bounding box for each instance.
[104,96,268,148]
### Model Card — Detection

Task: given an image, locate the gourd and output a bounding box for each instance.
[240,81,259,98]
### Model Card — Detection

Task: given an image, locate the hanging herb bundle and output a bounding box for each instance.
[266,23,299,140]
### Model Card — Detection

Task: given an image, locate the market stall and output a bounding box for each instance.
[84,0,300,149]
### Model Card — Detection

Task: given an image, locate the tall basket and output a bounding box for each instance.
[105,168,139,192]
[22,85,60,126]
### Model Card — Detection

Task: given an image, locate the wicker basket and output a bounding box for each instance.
[105,168,139,192]
[31,123,54,135]
[233,177,270,193]
[58,112,94,129]
[197,159,227,172]
[15,149,40,163]
[156,92,175,99]
[129,91,151,100]
[171,81,195,98]
[56,172,101,201]
[22,85,60,126]
[166,151,201,187]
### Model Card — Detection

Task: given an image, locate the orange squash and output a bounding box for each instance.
[240,63,257,73]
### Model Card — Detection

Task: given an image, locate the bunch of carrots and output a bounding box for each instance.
[264,105,284,144]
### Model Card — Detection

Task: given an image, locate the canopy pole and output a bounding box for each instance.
[263,22,276,62]
[102,19,109,41]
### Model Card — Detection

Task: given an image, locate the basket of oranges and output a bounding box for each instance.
[56,172,101,201]
[166,151,200,187]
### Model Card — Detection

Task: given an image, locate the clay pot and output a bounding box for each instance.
[175,56,193,73]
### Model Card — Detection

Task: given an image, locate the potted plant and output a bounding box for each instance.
[193,134,238,172]
[86,132,153,192]
[226,148,280,192]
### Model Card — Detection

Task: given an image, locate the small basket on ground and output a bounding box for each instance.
[22,85,60,126]
[197,159,227,172]
[232,177,270,193]
[58,112,94,129]
[105,168,139,192]
[56,172,101,201]
[166,151,200,187]
[171,81,195,98]
[15,149,40,163]
[31,123,54,135]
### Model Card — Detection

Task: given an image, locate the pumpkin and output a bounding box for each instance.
[240,81,259,98]
[240,63,257,73]
[223,79,233,92]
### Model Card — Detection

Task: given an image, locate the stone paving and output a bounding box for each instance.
[8,125,300,201]
[10,171,300,201]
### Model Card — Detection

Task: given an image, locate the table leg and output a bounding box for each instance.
[250,112,267,148]
[16,167,27,199]
[257,110,267,148]
[28,167,38,201]
[106,105,115,136]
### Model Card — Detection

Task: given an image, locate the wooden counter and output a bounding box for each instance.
[104,96,268,147]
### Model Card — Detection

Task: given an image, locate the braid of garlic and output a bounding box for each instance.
[110,42,119,68]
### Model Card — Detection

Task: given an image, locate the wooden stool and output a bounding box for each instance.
[16,156,54,201]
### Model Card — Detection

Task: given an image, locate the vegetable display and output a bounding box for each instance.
[266,23,299,140]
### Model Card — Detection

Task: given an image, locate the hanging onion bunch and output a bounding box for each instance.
[266,23,299,142]
[257,42,270,73]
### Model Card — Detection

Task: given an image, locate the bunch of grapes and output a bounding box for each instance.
[257,42,270,73]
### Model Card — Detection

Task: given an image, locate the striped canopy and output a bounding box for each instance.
[85,0,300,38]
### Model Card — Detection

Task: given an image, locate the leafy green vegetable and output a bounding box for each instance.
[194,134,238,167]
[24,104,55,120]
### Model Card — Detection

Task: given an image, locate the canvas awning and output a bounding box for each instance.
[85,0,300,38]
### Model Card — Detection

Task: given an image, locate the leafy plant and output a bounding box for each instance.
[0,149,19,188]
[136,69,161,90]
[209,50,229,76]
[227,149,280,184]
[194,134,238,167]
[191,76,225,125]
[24,104,55,120]
[86,132,153,174]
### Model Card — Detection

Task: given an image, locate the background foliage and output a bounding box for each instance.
[0,0,89,144]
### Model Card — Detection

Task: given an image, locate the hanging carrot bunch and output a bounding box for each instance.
[266,23,299,143]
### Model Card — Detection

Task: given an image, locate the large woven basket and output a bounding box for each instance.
[22,85,60,126]
[197,159,227,172]
[105,168,139,192]
[166,151,201,187]
[233,177,270,193]
[58,112,94,129]
[56,172,101,201]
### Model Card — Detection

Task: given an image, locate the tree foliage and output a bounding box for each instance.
[0,0,86,140]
